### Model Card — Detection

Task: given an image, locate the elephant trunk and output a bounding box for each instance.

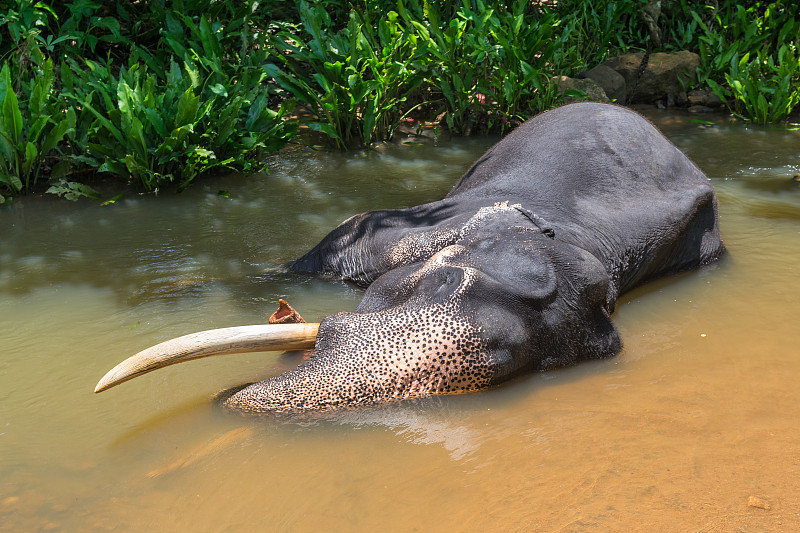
[221,307,496,413]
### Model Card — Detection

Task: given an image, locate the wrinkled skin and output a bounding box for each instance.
[224,102,724,413]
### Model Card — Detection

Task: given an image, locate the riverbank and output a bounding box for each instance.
[1,1,798,203]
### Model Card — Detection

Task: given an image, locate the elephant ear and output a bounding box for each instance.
[451,204,563,303]
[462,226,559,303]
[458,224,620,368]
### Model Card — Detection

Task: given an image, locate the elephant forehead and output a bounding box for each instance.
[381,201,545,271]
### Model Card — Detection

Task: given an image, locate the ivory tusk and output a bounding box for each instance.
[94,323,319,393]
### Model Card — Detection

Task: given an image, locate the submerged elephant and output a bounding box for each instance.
[96,102,724,413]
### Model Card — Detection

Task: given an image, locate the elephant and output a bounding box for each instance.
[95,102,724,414]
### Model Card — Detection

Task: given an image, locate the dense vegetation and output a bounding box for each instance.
[1,0,798,203]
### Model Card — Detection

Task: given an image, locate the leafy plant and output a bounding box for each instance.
[485,1,567,129]
[709,45,800,124]
[45,178,100,200]
[692,2,798,81]
[400,0,568,134]
[0,59,75,202]
[557,0,647,68]
[267,1,425,148]
[689,2,800,123]
[64,48,296,192]
[0,0,58,54]
[158,11,298,169]
[63,57,201,191]
[354,8,428,144]
[399,0,489,134]
[56,0,127,55]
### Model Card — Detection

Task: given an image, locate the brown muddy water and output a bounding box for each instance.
[1,110,799,532]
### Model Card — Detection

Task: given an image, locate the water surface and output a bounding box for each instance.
[1,111,799,531]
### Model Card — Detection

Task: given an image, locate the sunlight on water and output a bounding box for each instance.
[1,111,799,531]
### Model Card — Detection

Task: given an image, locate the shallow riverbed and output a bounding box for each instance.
[1,109,799,531]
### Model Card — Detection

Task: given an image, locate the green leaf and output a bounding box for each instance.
[29,79,44,117]
[129,116,148,160]
[307,121,341,141]
[80,98,125,145]
[46,180,100,201]
[3,85,23,146]
[245,91,269,131]
[0,173,23,193]
[101,193,124,206]
[143,108,167,138]
[175,88,200,128]
[0,64,10,105]
[40,117,73,155]
[22,142,38,176]
[183,60,201,88]
[209,83,228,97]
[198,16,223,60]
[27,116,48,145]
[97,158,128,176]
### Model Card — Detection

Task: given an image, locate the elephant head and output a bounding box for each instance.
[224,204,620,412]
[96,203,620,413]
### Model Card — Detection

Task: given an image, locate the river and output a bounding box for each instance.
[1,108,799,531]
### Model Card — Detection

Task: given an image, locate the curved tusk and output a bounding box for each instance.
[94,323,319,393]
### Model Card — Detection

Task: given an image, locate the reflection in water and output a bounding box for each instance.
[1,110,799,531]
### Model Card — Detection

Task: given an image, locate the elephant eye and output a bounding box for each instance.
[429,268,462,298]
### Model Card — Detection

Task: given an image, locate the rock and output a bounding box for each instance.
[748,495,772,510]
[688,88,724,108]
[705,90,723,107]
[603,51,700,105]
[687,89,707,106]
[578,65,626,103]
[551,76,610,103]
[687,105,714,113]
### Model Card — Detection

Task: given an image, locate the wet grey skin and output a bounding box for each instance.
[220,102,725,414]
[95,102,723,413]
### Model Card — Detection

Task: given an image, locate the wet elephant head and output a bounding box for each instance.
[95,103,724,414]
[224,204,620,412]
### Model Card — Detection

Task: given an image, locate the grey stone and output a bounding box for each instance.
[687,89,708,106]
[578,65,626,103]
[603,51,700,104]
[705,90,723,107]
[688,88,724,108]
[551,76,610,103]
